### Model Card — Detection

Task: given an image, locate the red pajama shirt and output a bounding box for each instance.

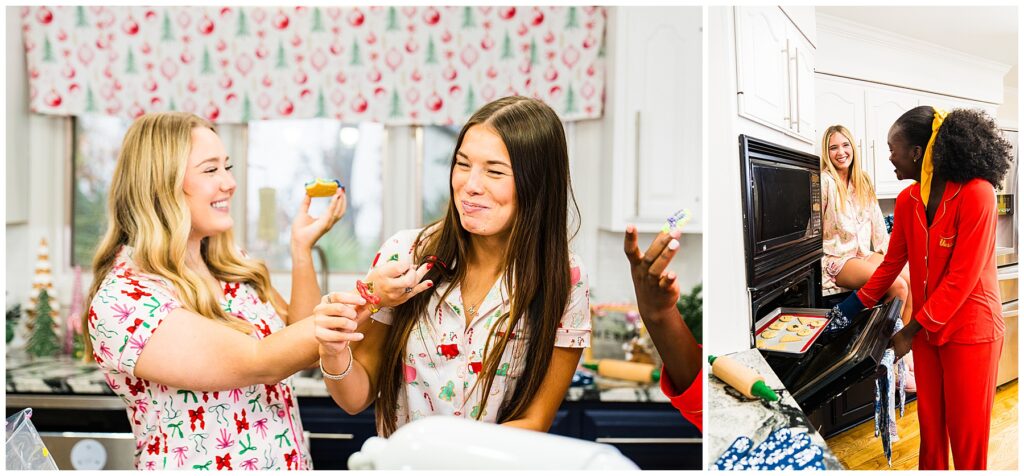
[857,178,1003,470]
[661,366,703,432]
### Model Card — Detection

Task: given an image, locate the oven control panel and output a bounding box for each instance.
[810,173,822,234]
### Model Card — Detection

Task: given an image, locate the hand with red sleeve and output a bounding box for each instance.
[623,226,702,405]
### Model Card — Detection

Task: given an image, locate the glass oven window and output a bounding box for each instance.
[753,163,812,247]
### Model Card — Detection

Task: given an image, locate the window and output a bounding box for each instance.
[421,125,460,225]
[71,115,131,267]
[70,116,450,275]
[246,120,384,273]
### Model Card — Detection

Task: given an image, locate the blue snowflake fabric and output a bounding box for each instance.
[873,319,907,467]
[713,428,826,470]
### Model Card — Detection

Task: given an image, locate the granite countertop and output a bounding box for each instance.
[5,354,668,404]
[707,349,844,470]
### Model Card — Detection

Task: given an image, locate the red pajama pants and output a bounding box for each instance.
[912,334,1002,470]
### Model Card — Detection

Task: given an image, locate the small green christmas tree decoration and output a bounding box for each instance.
[275,40,287,69]
[315,89,326,118]
[350,39,362,66]
[6,304,21,344]
[425,36,437,64]
[236,10,249,36]
[462,7,476,28]
[75,6,88,27]
[242,94,252,122]
[465,86,476,114]
[161,12,174,41]
[201,47,213,74]
[311,8,324,33]
[168,97,177,111]
[566,7,579,29]
[43,37,55,62]
[73,332,86,360]
[677,283,702,344]
[386,7,399,31]
[501,31,513,59]
[529,38,538,66]
[85,86,97,112]
[27,289,61,358]
[565,85,577,114]
[125,47,137,74]
[388,89,401,118]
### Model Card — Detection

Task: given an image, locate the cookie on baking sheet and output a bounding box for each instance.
[760,329,779,339]
[797,328,812,337]
[778,314,794,322]
[786,323,802,333]
[780,334,802,343]
[769,321,785,331]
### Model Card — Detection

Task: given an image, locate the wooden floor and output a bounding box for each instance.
[826,380,1018,470]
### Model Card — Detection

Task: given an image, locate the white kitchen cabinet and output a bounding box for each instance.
[602,7,701,233]
[735,6,815,143]
[864,86,920,197]
[816,77,868,178]
[816,75,1002,199]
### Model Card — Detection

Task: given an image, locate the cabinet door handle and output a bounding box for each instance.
[634,110,642,217]
[304,431,355,440]
[596,437,703,445]
[793,47,801,131]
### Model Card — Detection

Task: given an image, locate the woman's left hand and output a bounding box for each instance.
[291,188,346,251]
[889,322,919,360]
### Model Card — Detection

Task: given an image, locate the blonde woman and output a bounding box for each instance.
[820,125,915,387]
[83,112,360,470]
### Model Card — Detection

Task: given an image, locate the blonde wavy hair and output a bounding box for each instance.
[83,112,282,361]
[820,125,877,214]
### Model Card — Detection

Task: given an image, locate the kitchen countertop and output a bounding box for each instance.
[5,354,669,405]
[707,348,844,470]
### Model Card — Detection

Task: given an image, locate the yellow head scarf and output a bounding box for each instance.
[919,107,948,207]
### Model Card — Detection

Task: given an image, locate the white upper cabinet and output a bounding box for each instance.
[603,7,701,233]
[735,6,816,143]
[864,86,921,197]
[816,77,868,178]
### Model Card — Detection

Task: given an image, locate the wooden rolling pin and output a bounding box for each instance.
[708,354,778,402]
[582,359,660,383]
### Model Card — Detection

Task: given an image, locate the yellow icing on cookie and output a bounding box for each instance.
[305,178,341,197]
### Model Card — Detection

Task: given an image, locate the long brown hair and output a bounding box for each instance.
[820,124,877,213]
[83,112,280,361]
[375,96,579,435]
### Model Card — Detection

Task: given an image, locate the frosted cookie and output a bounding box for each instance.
[769,321,785,331]
[780,334,802,343]
[305,178,342,197]
[797,328,812,337]
[786,323,802,333]
[760,330,778,339]
[778,314,794,322]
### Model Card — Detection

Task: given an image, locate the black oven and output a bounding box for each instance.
[739,135,823,287]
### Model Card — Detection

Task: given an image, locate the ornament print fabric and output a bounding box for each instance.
[22,6,606,125]
[367,228,591,433]
[87,246,312,470]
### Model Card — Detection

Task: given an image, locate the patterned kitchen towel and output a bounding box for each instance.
[873,319,907,467]
[713,428,826,471]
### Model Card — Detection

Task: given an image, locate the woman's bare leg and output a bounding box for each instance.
[864,253,913,324]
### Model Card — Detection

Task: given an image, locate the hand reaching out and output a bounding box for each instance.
[292,188,346,251]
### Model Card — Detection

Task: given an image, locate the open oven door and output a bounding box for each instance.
[762,298,902,413]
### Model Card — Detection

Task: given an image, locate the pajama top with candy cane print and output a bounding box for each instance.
[369,228,592,432]
[87,246,312,470]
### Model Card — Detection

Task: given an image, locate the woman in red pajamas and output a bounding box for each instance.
[834,106,1012,469]
[623,226,702,432]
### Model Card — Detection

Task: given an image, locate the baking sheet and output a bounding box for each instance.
[753,307,831,355]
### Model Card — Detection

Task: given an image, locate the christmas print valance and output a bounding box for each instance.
[21,6,606,125]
